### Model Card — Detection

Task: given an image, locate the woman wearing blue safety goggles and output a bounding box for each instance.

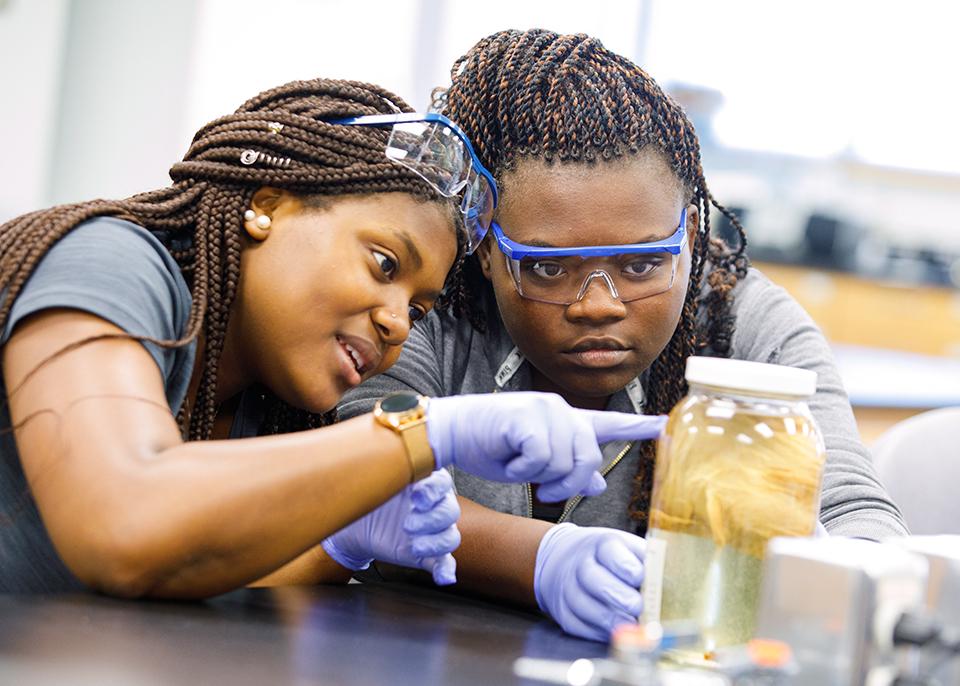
[0,77,656,599]
[340,31,907,643]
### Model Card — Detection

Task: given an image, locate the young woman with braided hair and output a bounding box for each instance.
[0,77,662,597]
[339,30,908,641]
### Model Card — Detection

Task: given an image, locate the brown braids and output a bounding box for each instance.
[0,78,451,441]
[438,30,750,533]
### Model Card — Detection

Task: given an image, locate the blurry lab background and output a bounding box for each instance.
[1,0,959,442]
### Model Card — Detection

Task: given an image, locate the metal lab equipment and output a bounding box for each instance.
[755,537,928,686]
[888,536,960,685]
[513,622,793,686]
[514,623,702,686]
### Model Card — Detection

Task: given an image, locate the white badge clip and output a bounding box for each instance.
[494,347,525,389]
[625,377,645,414]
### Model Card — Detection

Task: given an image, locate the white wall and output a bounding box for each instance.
[47,0,198,206]
[181,0,649,141]
[0,0,70,221]
[182,0,423,142]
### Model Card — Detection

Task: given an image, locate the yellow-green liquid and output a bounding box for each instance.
[647,528,763,653]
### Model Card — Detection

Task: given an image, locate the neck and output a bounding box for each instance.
[530,367,610,411]
[215,314,252,405]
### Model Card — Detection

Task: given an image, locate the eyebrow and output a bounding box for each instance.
[633,232,664,243]
[390,229,442,301]
[523,231,665,248]
[393,229,424,270]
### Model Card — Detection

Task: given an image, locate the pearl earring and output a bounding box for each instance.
[244,209,271,230]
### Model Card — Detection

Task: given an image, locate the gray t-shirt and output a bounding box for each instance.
[339,268,908,540]
[0,217,195,593]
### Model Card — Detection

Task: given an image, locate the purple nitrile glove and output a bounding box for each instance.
[426,392,666,502]
[534,523,646,642]
[321,469,460,585]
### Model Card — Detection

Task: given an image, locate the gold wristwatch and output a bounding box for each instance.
[372,392,434,482]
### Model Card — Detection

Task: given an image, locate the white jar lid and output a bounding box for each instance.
[685,356,817,398]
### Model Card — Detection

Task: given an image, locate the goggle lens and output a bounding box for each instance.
[335,113,498,254]
[510,252,679,304]
[387,122,471,195]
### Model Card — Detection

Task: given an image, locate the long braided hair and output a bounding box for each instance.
[0,78,450,441]
[437,30,750,532]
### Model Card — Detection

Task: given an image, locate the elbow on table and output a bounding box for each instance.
[61,515,194,599]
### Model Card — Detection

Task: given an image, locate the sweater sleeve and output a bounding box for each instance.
[338,311,447,420]
[730,269,908,539]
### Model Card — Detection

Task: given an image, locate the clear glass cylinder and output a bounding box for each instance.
[644,359,826,656]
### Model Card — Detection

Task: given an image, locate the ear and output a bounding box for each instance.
[476,235,494,281]
[243,186,286,241]
[685,203,700,252]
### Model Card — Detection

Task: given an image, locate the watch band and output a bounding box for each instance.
[397,418,434,482]
[372,393,436,483]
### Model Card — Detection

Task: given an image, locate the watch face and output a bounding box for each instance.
[380,392,420,413]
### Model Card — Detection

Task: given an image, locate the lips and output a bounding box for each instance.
[568,337,630,353]
[335,334,381,380]
[563,337,633,369]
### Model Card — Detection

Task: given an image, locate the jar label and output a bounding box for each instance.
[641,537,667,624]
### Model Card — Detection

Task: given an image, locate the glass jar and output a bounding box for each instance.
[642,357,826,655]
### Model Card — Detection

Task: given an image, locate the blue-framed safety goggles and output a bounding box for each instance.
[492,208,688,305]
[331,112,498,254]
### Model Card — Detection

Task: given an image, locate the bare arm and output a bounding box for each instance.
[250,545,352,587]
[3,309,411,599]
[453,497,550,606]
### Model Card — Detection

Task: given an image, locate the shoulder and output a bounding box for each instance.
[49,216,186,286]
[722,267,822,362]
[727,267,795,313]
[415,296,498,357]
[3,215,196,408]
[13,216,192,333]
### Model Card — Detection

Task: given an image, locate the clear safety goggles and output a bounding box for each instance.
[331,112,498,254]
[492,208,688,305]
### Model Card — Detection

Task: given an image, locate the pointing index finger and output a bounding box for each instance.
[584,411,667,443]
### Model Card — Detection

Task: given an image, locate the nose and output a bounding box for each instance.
[372,296,411,347]
[565,270,627,323]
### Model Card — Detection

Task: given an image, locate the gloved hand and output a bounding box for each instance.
[534,523,646,642]
[427,392,666,502]
[321,469,460,585]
